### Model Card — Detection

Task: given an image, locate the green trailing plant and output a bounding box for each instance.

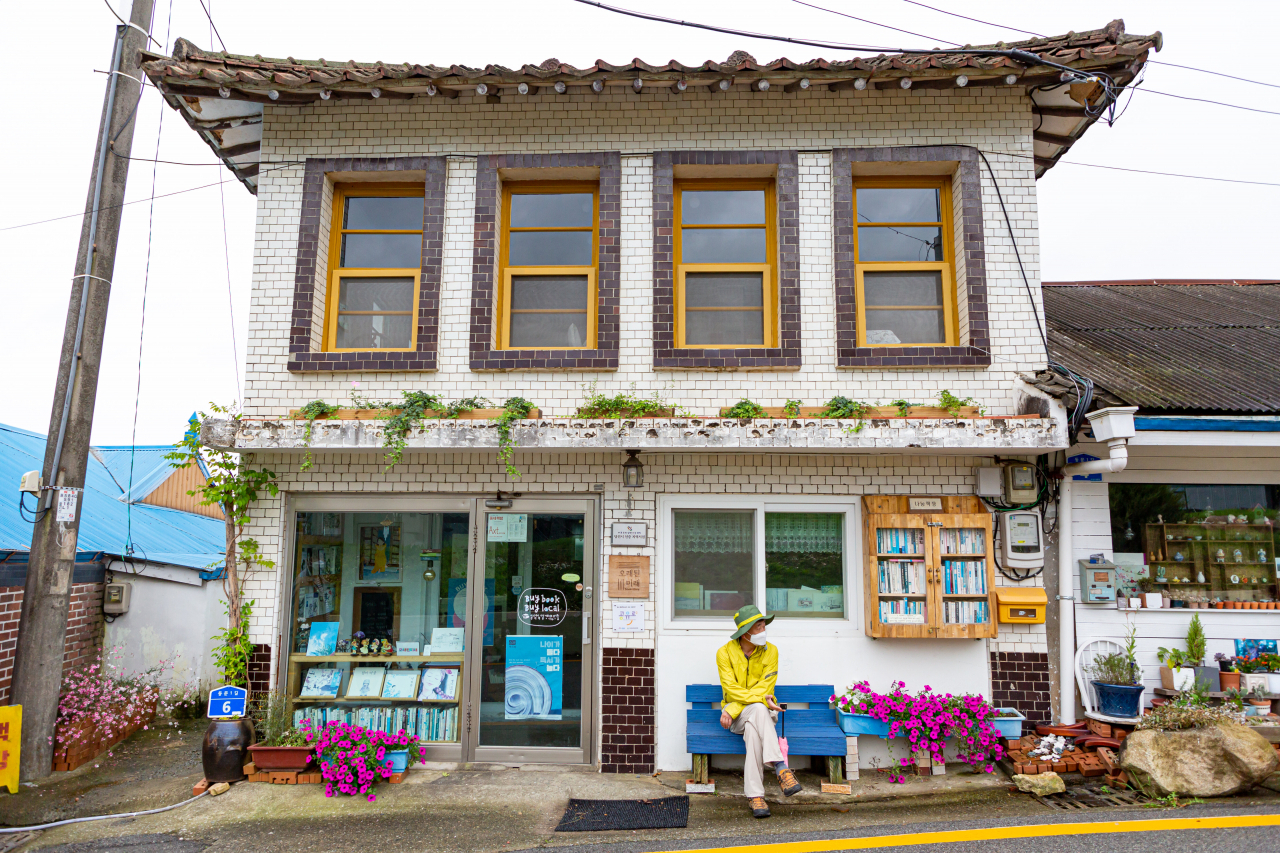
[167,405,278,632]
[723,399,768,419]
[1221,687,1247,711]
[937,390,979,418]
[298,400,341,471]
[495,397,536,478]
[1184,613,1206,665]
[211,600,255,688]
[1134,704,1234,732]
[818,396,873,433]
[782,399,802,418]
[574,382,672,419]
[891,399,914,418]
[379,392,487,469]
[1170,679,1212,709]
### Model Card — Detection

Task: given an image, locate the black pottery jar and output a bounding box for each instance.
[202,718,255,783]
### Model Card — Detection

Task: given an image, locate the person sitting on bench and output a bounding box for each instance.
[717,605,803,818]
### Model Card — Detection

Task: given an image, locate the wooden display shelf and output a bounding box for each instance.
[289,653,464,663]
[863,495,995,640]
[289,407,541,420]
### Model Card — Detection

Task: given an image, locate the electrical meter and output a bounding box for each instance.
[1078,558,1118,603]
[1000,511,1045,570]
[104,582,131,615]
[1004,463,1038,503]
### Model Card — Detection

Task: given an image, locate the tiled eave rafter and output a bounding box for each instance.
[140,20,1158,191]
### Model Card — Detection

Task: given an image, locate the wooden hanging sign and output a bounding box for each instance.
[608,555,650,599]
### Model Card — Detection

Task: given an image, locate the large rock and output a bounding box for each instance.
[1012,772,1065,796]
[1120,722,1279,797]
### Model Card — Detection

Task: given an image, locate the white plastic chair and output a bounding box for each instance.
[1075,637,1144,725]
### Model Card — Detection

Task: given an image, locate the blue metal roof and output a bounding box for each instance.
[0,423,225,570]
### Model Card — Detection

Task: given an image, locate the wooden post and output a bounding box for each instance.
[11,0,153,782]
[692,753,709,784]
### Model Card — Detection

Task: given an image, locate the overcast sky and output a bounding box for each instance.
[3,0,1276,446]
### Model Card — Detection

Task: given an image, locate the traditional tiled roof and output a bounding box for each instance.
[1036,281,1280,415]
[141,20,1158,193]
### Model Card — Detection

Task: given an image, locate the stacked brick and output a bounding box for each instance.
[52,696,156,772]
[601,647,655,773]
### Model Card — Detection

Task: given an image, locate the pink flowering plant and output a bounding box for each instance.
[306,720,427,802]
[832,681,1004,783]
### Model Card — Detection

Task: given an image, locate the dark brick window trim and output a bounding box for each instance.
[652,150,801,371]
[287,156,446,373]
[833,146,991,369]
[469,153,621,371]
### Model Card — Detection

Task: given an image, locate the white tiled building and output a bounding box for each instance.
[145,21,1158,773]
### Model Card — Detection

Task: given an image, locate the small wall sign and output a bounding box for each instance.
[608,555,650,599]
[908,497,943,512]
[611,601,646,632]
[611,522,648,546]
[208,685,248,719]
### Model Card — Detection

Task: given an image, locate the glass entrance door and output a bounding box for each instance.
[466,499,596,764]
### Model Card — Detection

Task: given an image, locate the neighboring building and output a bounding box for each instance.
[142,21,1159,773]
[1034,280,1280,713]
[0,424,228,702]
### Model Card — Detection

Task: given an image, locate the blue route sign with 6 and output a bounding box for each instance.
[208,685,247,719]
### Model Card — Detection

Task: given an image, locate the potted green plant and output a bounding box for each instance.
[1216,653,1243,691]
[1244,684,1273,716]
[246,691,314,772]
[1264,654,1280,695]
[1137,578,1161,609]
[1087,651,1145,718]
[1156,647,1195,692]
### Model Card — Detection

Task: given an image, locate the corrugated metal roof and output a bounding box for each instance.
[90,446,177,504]
[1043,282,1280,414]
[0,424,225,569]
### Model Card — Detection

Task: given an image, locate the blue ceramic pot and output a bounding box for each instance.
[1091,681,1145,718]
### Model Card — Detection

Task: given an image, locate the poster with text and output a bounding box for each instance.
[504,635,563,720]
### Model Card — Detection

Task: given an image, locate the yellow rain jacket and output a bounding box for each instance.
[716,638,779,720]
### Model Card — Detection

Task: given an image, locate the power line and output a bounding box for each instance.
[196,0,227,53]
[791,0,956,45]
[890,0,1042,38]
[1146,60,1280,90]
[0,162,302,232]
[1131,86,1280,116]
[981,148,1280,187]
[218,177,242,401]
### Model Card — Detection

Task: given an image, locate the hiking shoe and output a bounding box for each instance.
[749,796,770,818]
[778,767,803,796]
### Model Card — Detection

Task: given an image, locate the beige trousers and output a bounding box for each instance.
[730,702,784,798]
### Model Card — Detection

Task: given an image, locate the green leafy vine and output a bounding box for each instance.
[937,390,979,418]
[298,399,340,471]
[380,391,486,470]
[495,397,535,478]
[723,399,768,419]
[818,396,873,433]
[574,382,672,419]
[782,399,802,418]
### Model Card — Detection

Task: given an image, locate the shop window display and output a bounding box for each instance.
[288,511,469,742]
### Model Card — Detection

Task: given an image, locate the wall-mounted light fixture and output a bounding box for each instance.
[622,450,644,489]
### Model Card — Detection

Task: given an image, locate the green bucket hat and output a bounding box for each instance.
[730,604,774,640]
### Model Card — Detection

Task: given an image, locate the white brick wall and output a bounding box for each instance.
[242,87,1044,418]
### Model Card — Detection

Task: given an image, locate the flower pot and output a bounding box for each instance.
[1268,673,1280,694]
[1194,666,1221,693]
[382,749,410,774]
[1159,666,1195,692]
[837,711,892,737]
[1242,674,1270,693]
[1091,681,1145,718]
[202,718,255,784]
[1220,671,1242,691]
[1143,593,1163,609]
[992,708,1027,739]
[247,744,314,772]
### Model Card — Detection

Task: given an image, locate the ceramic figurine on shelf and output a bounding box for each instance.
[1227,514,1237,524]
[1157,514,1164,524]
[1216,549,1226,563]
[1173,551,1185,562]
[1156,565,1167,580]
[382,638,394,656]
[1258,549,1268,563]
[336,639,351,654]
[1197,570,1206,583]
[1233,548,1244,563]
[359,638,371,655]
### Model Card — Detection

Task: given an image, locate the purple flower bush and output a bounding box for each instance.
[305,720,427,802]
[832,681,1004,783]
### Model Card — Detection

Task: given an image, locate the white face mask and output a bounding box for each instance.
[749,629,768,646]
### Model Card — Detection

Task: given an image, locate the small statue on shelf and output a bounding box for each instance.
[382,638,394,656]
[1216,549,1226,563]
[1233,548,1244,563]
[359,638,371,655]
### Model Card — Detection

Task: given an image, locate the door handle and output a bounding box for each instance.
[583,612,591,645]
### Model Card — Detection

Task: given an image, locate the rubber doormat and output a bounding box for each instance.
[555,796,689,832]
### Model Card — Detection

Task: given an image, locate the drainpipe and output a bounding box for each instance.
[1057,406,1138,724]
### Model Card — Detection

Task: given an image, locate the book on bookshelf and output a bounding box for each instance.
[942,560,988,595]
[345,666,386,698]
[305,621,340,656]
[879,599,925,624]
[876,528,924,555]
[381,670,420,700]
[418,667,459,702]
[878,559,926,595]
[939,528,985,555]
[299,667,342,699]
[943,599,989,624]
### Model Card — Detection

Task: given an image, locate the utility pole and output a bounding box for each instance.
[12,0,154,781]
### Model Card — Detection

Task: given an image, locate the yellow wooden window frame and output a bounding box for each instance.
[323,183,423,352]
[852,178,958,348]
[674,178,778,349]
[498,181,599,350]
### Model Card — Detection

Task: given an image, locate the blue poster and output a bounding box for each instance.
[1235,639,1278,659]
[448,579,495,646]
[504,635,563,721]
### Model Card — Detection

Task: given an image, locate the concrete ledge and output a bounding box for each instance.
[202,416,1066,455]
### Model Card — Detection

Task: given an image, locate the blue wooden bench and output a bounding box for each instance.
[686,684,847,784]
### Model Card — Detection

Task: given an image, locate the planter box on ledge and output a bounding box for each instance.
[290,408,541,421]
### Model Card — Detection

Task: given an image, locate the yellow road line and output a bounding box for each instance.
[652,814,1280,853]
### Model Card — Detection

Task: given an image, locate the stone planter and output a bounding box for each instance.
[247,744,314,772]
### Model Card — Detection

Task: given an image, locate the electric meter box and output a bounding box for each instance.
[1004,463,1038,503]
[995,587,1048,624]
[104,582,131,615]
[1000,511,1045,570]
[1078,559,1117,603]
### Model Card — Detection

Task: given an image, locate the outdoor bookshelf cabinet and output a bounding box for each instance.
[862,496,997,639]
